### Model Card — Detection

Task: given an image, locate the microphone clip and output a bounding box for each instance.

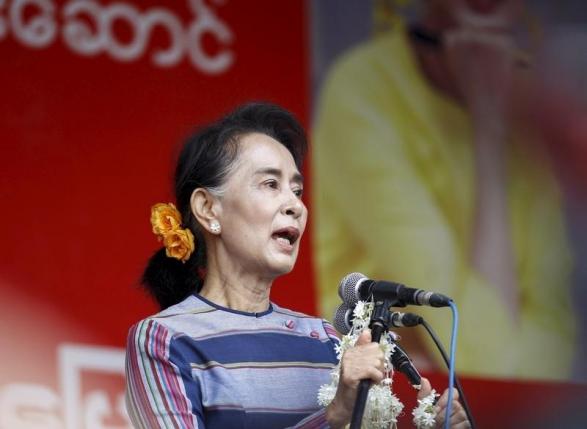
[369,300,422,388]
[368,298,394,334]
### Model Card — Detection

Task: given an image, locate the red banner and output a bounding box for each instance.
[0,1,312,427]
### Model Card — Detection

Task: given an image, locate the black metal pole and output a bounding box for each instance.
[349,300,392,429]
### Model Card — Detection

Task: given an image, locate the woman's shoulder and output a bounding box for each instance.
[128,294,216,337]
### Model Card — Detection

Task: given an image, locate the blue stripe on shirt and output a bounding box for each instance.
[172,331,338,366]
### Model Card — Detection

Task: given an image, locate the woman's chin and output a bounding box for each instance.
[263,254,297,278]
[270,261,296,277]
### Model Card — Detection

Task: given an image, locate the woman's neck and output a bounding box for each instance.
[199,261,273,314]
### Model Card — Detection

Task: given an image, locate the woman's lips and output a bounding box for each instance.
[272,226,300,244]
[271,226,300,253]
[273,235,295,252]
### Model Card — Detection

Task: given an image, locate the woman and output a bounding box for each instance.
[125,102,467,428]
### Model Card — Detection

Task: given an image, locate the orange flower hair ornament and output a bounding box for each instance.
[150,203,195,262]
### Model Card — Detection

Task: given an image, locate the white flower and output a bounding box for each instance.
[334,342,343,360]
[379,334,397,362]
[353,300,368,319]
[364,385,404,427]
[339,335,355,354]
[412,391,439,429]
[317,383,337,407]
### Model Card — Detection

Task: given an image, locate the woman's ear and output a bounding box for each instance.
[190,188,221,234]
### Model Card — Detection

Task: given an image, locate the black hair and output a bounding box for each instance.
[142,102,307,310]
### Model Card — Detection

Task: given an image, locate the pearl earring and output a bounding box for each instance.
[210,221,221,234]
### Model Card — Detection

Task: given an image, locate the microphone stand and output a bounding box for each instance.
[349,298,394,429]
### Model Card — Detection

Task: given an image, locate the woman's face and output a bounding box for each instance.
[428,0,517,29]
[214,132,307,278]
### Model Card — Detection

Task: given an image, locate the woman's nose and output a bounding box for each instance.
[283,193,304,218]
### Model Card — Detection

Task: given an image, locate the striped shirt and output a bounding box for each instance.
[125,294,340,428]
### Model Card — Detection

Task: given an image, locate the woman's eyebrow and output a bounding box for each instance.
[254,167,304,184]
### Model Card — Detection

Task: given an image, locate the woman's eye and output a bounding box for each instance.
[294,188,304,198]
[265,179,279,189]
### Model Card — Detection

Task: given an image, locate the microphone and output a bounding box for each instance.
[333,303,423,335]
[391,343,422,387]
[390,311,423,328]
[333,304,354,334]
[338,272,452,308]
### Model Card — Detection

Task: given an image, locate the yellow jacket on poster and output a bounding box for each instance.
[312,25,575,379]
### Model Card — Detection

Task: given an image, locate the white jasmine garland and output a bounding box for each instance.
[318,301,403,429]
[318,300,438,428]
[412,390,439,429]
